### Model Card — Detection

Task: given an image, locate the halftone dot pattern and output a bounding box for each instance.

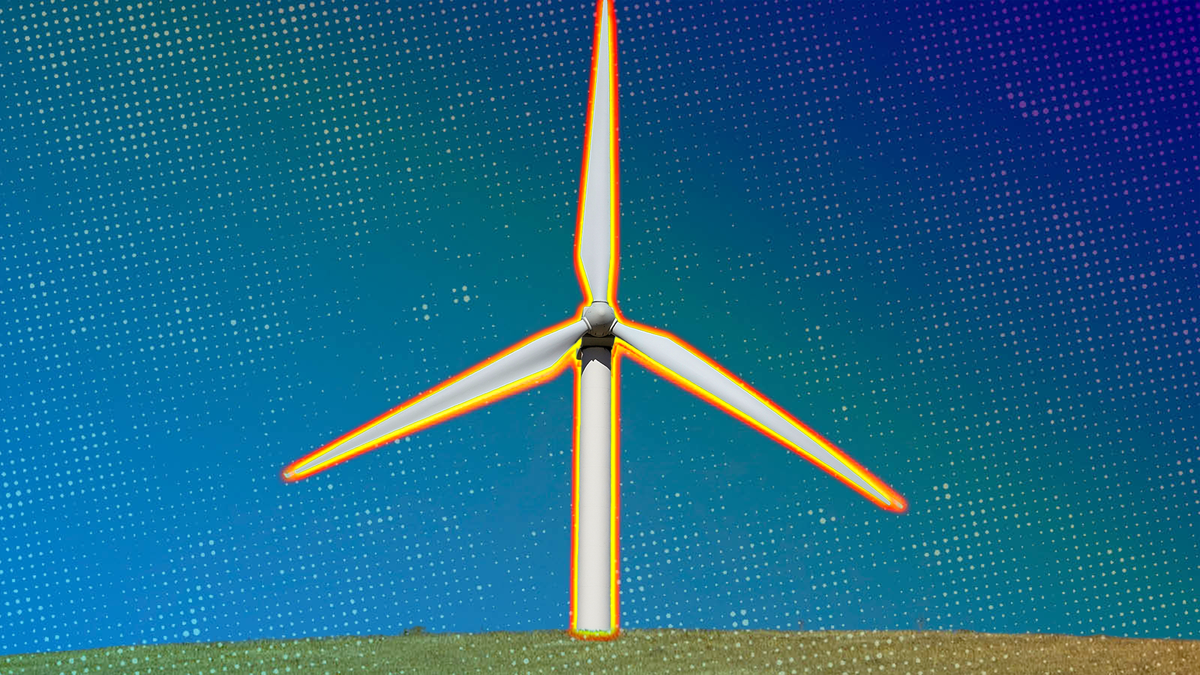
[1,0,1196,659]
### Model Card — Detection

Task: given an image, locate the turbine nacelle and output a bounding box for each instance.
[581,302,617,337]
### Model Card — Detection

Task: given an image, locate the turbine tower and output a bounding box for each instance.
[283,0,906,641]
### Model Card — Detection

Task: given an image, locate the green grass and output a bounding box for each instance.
[2,629,1197,674]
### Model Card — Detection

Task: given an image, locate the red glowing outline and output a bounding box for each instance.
[284,0,904,643]
[611,346,621,632]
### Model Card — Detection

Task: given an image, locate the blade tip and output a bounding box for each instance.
[882,493,908,513]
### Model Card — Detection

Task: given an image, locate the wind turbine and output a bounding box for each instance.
[283,0,906,641]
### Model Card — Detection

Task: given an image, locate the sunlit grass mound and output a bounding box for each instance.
[3,629,1197,674]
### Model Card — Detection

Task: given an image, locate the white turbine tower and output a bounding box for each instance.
[284,0,906,641]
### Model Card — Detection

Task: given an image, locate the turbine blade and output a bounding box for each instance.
[284,318,590,481]
[611,320,906,511]
[574,0,619,304]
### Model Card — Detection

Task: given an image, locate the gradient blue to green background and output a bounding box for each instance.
[1,0,1196,655]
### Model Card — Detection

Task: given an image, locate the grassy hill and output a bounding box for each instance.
[2,629,1197,674]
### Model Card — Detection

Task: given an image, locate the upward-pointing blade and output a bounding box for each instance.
[611,320,907,511]
[284,319,590,481]
[574,0,619,304]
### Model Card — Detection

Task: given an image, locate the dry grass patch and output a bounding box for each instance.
[2,629,1196,674]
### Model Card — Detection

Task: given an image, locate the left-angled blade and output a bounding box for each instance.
[284,318,590,481]
[611,320,906,511]
[574,0,619,304]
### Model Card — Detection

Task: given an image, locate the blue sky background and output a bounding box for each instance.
[1,0,1197,655]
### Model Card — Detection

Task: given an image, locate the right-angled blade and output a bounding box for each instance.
[573,0,619,304]
[284,318,590,481]
[611,320,906,511]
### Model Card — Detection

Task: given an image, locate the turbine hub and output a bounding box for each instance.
[582,302,617,337]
